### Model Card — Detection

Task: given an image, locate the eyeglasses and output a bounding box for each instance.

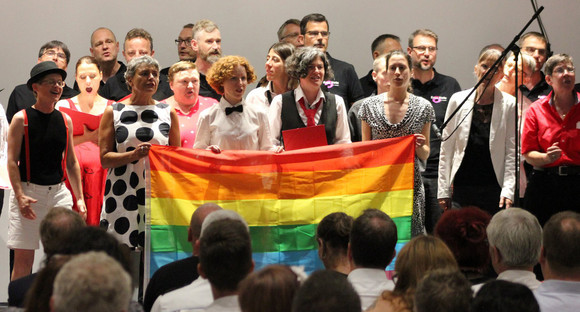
[412,46,437,54]
[43,50,67,61]
[552,66,575,75]
[305,31,330,38]
[523,46,547,57]
[280,32,300,41]
[175,38,191,46]
[40,79,65,87]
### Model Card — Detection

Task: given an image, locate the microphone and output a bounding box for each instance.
[431,123,442,140]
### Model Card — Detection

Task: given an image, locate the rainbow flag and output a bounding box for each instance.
[145,136,415,278]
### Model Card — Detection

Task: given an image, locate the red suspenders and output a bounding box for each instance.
[22,109,69,185]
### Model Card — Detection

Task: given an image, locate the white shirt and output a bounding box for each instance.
[245,82,277,112]
[151,277,212,312]
[534,279,580,312]
[347,268,395,310]
[268,85,351,146]
[194,295,240,312]
[193,97,274,151]
[472,269,542,294]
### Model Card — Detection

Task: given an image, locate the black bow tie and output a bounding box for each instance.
[225,105,243,115]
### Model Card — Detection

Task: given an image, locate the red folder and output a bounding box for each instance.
[59,107,102,136]
[282,125,328,151]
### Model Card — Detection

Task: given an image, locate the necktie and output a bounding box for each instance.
[225,105,243,116]
[298,97,322,127]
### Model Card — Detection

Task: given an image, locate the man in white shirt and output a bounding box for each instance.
[473,208,542,293]
[151,210,248,312]
[534,211,580,312]
[346,209,397,310]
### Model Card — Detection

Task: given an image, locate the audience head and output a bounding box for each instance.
[238,265,301,312]
[277,19,303,47]
[122,28,154,63]
[90,27,119,65]
[486,208,542,272]
[519,31,550,71]
[435,207,491,271]
[407,29,438,71]
[292,270,360,312]
[285,47,333,83]
[24,255,72,312]
[394,235,458,294]
[541,211,580,278]
[471,280,539,312]
[192,19,222,66]
[414,269,472,312]
[371,34,402,59]
[51,252,132,312]
[300,13,330,52]
[37,40,71,70]
[188,203,222,255]
[176,23,196,61]
[40,207,85,259]
[206,55,256,98]
[60,226,132,275]
[199,218,253,293]
[316,212,353,272]
[349,209,398,269]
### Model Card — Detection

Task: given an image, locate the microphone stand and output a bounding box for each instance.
[439,6,545,208]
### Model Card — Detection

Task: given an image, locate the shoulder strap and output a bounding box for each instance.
[66,98,77,110]
[23,110,30,185]
[60,112,69,182]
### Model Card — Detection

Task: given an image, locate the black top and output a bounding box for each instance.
[143,256,200,312]
[454,103,498,187]
[411,69,461,177]
[7,84,78,123]
[280,91,337,146]
[99,65,173,101]
[19,107,67,185]
[199,73,221,101]
[323,53,364,108]
[359,69,377,98]
[520,72,552,103]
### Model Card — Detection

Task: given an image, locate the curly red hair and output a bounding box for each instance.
[206,55,256,95]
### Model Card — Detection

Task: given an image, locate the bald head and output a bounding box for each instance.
[190,203,223,241]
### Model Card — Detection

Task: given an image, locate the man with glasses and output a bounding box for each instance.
[277,19,303,47]
[519,32,552,102]
[161,23,197,76]
[407,29,461,234]
[300,13,364,109]
[6,40,79,123]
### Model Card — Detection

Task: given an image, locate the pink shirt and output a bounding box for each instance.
[175,96,218,148]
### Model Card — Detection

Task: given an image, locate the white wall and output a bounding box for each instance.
[0,0,578,302]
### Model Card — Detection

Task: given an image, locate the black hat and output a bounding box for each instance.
[27,61,67,90]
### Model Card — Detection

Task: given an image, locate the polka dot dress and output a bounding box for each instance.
[100,103,171,247]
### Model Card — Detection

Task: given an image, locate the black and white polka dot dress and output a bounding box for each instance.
[358,93,435,237]
[100,102,171,247]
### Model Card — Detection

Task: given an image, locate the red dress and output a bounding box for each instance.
[58,99,113,225]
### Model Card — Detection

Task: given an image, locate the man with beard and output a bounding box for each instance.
[99,28,173,101]
[407,29,461,234]
[191,19,222,100]
[161,23,197,76]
